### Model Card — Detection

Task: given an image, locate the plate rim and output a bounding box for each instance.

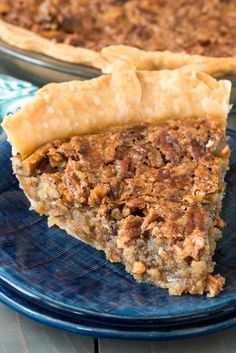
[1,282,236,341]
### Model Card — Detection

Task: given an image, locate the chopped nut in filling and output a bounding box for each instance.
[1,0,236,57]
[13,119,230,296]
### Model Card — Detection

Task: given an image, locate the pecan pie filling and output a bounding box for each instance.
[0,0,236,57]
[13,120,229,296]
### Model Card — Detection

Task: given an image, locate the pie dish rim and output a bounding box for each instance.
[1,19,236,76]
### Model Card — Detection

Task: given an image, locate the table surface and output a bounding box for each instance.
[1,69,236,352]
[1,302,236,353]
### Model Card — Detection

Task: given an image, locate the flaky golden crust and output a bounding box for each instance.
[0,19,108,71]
[2,70,231,158]
[102,46,236,77]
[0,19,236,75]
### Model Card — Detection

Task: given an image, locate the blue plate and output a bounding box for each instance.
[0,131,236,327]
[1,281,236,340]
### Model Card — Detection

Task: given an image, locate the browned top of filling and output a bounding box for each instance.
[0,0,236,57]
[14,120,229,296]
[15,120,229,239]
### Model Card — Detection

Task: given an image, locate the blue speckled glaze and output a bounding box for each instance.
[0,132,236,327]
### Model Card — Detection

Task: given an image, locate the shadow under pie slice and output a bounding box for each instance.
[2,70,231,296]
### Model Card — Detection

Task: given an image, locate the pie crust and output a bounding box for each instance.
[2,70,231,158]
[3,70,231,297]
[0,19,236,76]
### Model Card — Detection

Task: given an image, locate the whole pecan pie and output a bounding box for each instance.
[2,70,231,296]
[0,0,236,74]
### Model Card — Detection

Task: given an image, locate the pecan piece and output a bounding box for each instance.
[126,198,145,212]
[147,146,164,168]
[128,145,147,161]
[61,160,89,203]
[15,142,57,176]
[115,157,132,180]
[206,274,225,297]
[185,204,205,235]
[59,142,78,160]
[191,139,203,162]
[78,141,103,167]
[142,209,164,230]
[159,131,181,164]
[88,184,110,206]
[155,168,170,182]
[121,215,143,240]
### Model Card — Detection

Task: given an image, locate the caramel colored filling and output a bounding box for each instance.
[13,120,229,296]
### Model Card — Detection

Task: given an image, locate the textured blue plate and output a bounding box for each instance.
[0,131,236,326]
[1,282,236,340]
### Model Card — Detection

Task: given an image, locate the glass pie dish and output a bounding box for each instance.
[0,40,236,102]
[0,40,101,87]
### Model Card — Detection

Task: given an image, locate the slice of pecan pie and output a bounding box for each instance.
[2,70,231,296]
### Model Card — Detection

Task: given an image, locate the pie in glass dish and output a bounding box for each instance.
[0,0,236,75]
[2,69,231,297]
